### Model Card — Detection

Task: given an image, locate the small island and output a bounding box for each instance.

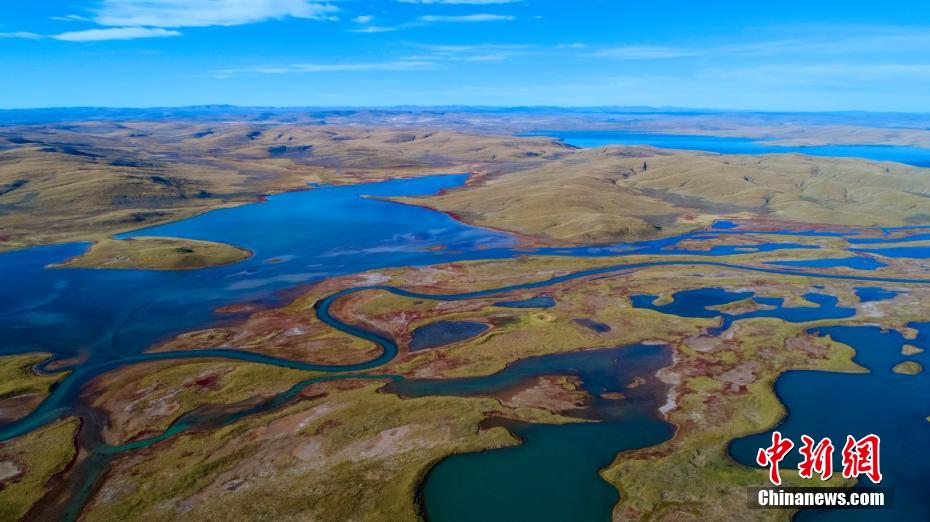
[892,361,923,375]
[55,237,252,270]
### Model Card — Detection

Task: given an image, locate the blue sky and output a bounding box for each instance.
[2,1,929,111]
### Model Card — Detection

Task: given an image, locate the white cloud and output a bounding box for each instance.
[463,53,506,62]
[407,43,529,62]
[351,25,398,33]
[412,43,530,52]
[418,14,514,22]
[50,14,91,22]
[0,31,43,39]
[353,15,374,24]
[91,0,338,28]
[53,27,182,41]
[213,60,437,78]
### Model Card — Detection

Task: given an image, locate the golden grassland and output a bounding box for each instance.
[5,121,930,255]
[80,380,572,521]
[54,237,252,270]
[0,418,79,521]
[0,353,67,422]
[0,122,572,250]
[612,123,930,148]
[403,148,930,245]
[252,108,930,148]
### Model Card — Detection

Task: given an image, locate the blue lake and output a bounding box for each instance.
[0,174,516,364]
[408,320,490,351]
[532,131,930,167]
[855,287,900,303]
[387,343,674,522]
[768,257,887,270]
[631,287,856,336]
[852,246,930,259]
[730,324,930,521]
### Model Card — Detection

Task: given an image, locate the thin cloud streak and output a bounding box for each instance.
[351,25,399,33]
[398,0,519,3]
[212,60,437,78]
[53,27,182,42]
[0,32,44,39]
[584,27,930,61]
[91,0,338,28]
[418,14,514,22]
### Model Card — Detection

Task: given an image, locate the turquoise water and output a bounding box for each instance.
[533,131,930,167]
[387,344,674,522]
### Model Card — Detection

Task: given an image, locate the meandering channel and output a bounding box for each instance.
[6,254,930,520]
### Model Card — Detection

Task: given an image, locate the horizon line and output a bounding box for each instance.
[3,104,930,116]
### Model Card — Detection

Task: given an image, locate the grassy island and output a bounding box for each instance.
[892,360,923,375]
[56,237,251,270]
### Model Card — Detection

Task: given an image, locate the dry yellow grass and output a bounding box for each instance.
[407,146,930,244]
[0,122,572,250]
[55,237,251,270]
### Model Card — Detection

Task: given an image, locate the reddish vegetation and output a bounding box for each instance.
[155,295,382,366]
[496,375,589,414]
[185,373,221,389]
[215,303,262,314]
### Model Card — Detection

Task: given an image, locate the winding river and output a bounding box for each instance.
[3,138,930,519]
